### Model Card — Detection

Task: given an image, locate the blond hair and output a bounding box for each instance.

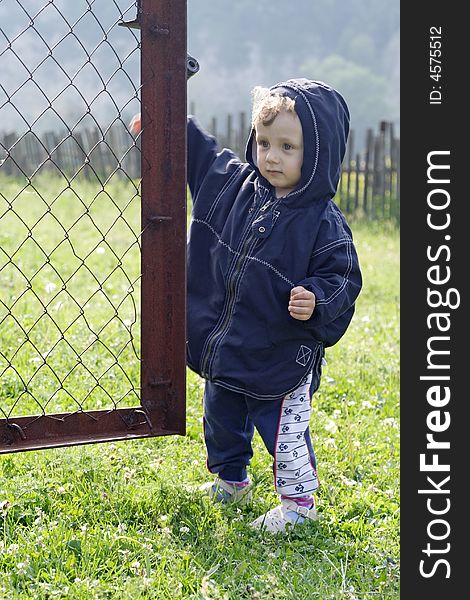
[251,86,296,127]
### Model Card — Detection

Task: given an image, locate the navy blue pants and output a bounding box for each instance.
[203,375,319,497]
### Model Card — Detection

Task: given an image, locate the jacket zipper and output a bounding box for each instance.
[200,193,281,379]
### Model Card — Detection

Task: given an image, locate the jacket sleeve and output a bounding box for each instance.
[297,210,362,333]
[187,116,242,203]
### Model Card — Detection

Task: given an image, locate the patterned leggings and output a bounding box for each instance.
[203,372,319,497]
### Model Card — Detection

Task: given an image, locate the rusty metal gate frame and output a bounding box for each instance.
[0,0,187,452]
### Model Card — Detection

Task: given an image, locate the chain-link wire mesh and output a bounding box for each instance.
[0,1,146,437]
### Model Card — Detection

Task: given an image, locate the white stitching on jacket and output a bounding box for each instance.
[192,218,295,287]
[314,238,353,306]
[205,163,244,222]
[310,204,354,306]
[311,237,351,257]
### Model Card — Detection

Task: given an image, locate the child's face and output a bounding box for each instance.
[255,109,303,197]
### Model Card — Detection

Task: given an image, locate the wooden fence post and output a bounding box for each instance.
[226,113,232,150]
[363,128,373,216]
[346,129,354,213]
[355,153,360,211]
[210,116,217,138]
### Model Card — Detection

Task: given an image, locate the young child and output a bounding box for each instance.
[185,78,362,533]
[131,79,362,532]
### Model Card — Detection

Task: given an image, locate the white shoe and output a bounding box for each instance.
[250,497,317,533]
[200,477,253,505]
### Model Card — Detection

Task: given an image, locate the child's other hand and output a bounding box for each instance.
[288,286,316,320]
[129,113,141,135]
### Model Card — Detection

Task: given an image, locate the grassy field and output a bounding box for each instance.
[0,176,399,599]
[0,174,141,416]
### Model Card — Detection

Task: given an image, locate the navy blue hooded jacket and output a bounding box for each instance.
[186,78,362,401]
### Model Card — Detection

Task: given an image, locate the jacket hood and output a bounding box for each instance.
[245,78,350,206]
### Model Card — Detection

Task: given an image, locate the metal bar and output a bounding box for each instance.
[0,407,175,454]
[139,0,187,435]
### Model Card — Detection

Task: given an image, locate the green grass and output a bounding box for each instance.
[0,175,399,599]
[0,174,141,416]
